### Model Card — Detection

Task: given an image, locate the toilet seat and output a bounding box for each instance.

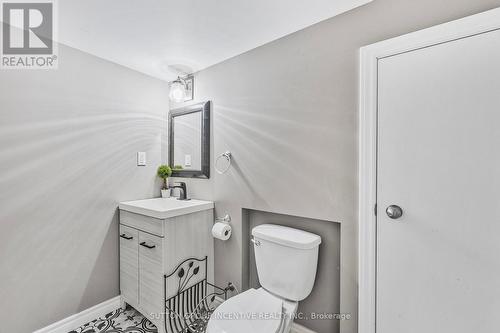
[206,288,288,333]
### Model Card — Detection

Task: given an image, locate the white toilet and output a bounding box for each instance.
[207,224,321,333]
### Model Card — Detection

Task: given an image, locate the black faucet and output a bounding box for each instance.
[171,182,189,200]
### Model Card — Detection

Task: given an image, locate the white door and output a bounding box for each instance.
[377,29,500,332]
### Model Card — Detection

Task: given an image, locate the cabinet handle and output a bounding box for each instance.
[120,234,133,240]
[140,242,156,249]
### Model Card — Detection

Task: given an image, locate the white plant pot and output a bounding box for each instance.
[161,189,171,198]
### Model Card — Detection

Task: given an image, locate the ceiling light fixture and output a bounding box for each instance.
[169,75,194,103]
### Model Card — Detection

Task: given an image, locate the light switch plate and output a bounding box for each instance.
[137,152,146,166]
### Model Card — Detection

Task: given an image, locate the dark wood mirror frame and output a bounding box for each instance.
[168,101,210,179]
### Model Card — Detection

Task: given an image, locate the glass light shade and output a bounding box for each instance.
[169,80,186,102]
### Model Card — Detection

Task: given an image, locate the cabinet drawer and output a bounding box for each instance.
[119,225,139,306]
[120,210,164,237]
[139,232,163,263]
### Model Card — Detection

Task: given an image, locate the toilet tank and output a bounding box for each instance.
[252,224,321,301]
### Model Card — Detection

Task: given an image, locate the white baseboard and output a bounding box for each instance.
[33,296,121,333]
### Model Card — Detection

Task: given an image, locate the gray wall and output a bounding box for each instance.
[170,1,500,332]
[246,210,341,333]
[0,43,169,332]
[2,1,500,332]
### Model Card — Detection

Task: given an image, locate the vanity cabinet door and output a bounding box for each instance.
[119,225,139,306]
[138,231,164,318]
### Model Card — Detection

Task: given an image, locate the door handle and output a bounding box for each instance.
[120,234,133,240]
[140,242,156,249]
[386,205,403,219]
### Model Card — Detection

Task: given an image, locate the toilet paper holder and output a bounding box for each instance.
[215,214,231,224]
[212,214,232,241]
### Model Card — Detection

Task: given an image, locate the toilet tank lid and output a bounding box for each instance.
[252,224,321,249]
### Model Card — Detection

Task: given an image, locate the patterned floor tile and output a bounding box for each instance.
[68,306,157,333]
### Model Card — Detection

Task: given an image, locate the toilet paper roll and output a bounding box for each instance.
[212,222,232,241]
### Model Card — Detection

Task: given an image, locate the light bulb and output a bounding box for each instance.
[169,79,186,102]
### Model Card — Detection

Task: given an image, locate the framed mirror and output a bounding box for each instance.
[168,101,210,178]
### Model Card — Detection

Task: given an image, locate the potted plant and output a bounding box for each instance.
[157,165,172,198]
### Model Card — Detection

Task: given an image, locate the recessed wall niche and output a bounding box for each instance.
[242,209,341,333]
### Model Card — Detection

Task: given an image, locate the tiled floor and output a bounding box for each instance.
[68,306,157,333]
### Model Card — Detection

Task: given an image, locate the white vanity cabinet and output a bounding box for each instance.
[118,198,214,333]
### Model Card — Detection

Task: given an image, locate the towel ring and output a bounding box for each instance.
[215,151,232,174]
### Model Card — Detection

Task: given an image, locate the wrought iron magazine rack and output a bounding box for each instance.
[163,257,227,333]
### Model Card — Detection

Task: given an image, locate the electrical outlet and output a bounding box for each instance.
[184,154,192,167]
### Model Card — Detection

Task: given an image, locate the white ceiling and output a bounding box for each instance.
[58,0,371,82]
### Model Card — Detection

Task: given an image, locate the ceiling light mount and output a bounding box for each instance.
[169,75,194,103]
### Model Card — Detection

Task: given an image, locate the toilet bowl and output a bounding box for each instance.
[207,224,321,333]
[206,288,297,333]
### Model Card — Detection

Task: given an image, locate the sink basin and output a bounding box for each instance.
[119,197,214,219]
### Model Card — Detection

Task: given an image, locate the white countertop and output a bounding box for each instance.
[119,197,214,219]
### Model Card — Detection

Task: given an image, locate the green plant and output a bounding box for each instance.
[173,165,184,170]
[157,165,172,190]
